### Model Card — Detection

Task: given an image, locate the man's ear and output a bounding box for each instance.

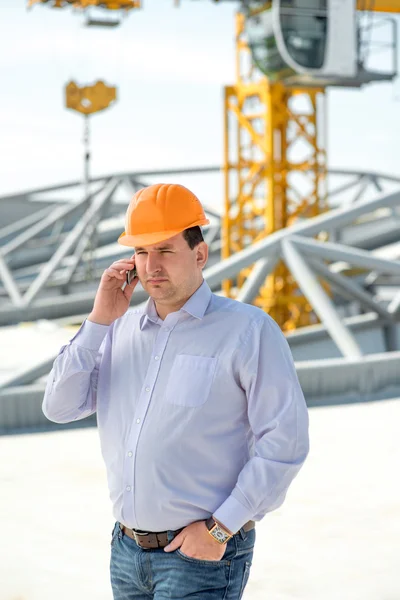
[196,242,208,269]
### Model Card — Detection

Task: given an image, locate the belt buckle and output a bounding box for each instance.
[132,530,149,547]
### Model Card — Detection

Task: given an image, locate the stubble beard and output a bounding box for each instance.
[146,281,177,303]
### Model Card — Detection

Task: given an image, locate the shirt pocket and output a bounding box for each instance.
[165,354,217,407]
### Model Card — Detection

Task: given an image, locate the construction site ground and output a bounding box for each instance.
[1,395,399,600]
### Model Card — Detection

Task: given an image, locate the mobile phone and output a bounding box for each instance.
[126,267,137,285]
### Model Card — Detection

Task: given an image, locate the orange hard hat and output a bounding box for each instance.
[118,183,210,247]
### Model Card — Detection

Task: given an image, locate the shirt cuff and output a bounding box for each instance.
[70,319,110,351]
[213,495,254,535]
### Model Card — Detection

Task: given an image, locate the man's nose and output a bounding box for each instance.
[146,254,162,274]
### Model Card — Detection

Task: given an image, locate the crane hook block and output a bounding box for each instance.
[65,81,117,115]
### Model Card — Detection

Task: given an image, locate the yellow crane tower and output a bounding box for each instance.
[222,0,399,330]
[28,0,400,330]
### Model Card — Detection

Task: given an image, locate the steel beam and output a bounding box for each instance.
[0,167,222,204]
[0,205,53,243]
[307,258,394,321]
[0,287,149,325]
[4,225,128,272]
[289,235,400,276]
[0,197,89,257]
[0,357,56,389]
[48,217,65,244]
[60,181,118,286]
[328,177,364,201]
[281,239,363,358]
[204,189,400,289]
[1,167,400,205]
[387,290,400,315]
[383,324,398,352]
[236,256,280,304]
[0,255,23,306]
[123,176,142,197]
[296,350,400,407]
[0,384,97,432]
[203,226,220,246]
[371,176,383,192]
[22,178,120,306]
[286,311,383,345]
[352,177,370,203]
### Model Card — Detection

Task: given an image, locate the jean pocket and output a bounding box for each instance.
[176,548,230,566]
[110,522,119,547]
[236,528,256,556]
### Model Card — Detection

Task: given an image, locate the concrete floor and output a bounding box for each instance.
[1,396,399,600]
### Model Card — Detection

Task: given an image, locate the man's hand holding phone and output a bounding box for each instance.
[88,255,139,326]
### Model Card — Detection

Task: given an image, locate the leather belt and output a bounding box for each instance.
[120,520,255,550]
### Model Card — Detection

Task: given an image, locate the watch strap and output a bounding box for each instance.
[206,517,213,530]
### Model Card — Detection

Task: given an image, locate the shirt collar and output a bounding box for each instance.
[182,279,211,320]
[139,298,160,330]
[139,280,211,330]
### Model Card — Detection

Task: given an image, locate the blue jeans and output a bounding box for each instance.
[110,521,255,599]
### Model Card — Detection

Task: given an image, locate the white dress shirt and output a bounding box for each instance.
[43,280,309,534]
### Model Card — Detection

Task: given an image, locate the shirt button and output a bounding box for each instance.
[145,387,150,392]
[128,451,133,457]
[136,418,141,424]
[126,486,131,492]
[154,356,160,361]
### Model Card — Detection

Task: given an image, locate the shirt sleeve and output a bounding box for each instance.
[42,319,111,424]
[213,316,309,534]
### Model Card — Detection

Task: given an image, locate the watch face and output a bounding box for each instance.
[212,526,230,543]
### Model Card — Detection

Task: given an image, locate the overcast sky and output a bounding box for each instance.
[1,2,399,209]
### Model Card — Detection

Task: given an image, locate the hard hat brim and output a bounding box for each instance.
[117,217,210,248]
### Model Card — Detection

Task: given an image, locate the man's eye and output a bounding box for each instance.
[136,252,147,255]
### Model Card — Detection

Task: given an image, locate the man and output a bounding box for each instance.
[43,183,309,600]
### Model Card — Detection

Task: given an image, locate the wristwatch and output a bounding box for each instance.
[206,517,233,545]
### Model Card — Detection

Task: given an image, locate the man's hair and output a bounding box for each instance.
[183,226,204,249]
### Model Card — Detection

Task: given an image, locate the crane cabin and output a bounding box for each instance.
[244,0,398,86]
